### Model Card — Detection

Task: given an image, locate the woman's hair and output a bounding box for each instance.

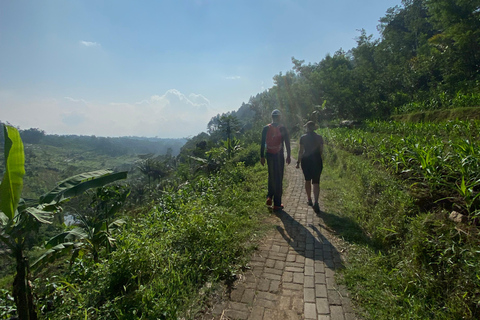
[305,121,316,132]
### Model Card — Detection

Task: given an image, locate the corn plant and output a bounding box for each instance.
[319,120,480,216]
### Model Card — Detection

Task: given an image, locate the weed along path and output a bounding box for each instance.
[208,161,357,320]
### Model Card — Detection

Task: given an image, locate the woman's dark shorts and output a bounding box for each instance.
[301,155,323,184]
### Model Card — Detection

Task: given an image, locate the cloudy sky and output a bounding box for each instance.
[0,0,401,138]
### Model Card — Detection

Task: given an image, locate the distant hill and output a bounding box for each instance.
[0,122,187,156]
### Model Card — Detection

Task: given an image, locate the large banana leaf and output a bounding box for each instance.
[39,170,128,204]
[44,227,88,249]
[31,242,84,270]
[0,125,25,222]
[24,207,54,224]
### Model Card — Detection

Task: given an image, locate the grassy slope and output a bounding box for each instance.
[21,143,139,199]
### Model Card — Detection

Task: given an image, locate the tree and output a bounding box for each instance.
[19,128,45,144]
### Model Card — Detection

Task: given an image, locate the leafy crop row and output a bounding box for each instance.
[320,120,480,217]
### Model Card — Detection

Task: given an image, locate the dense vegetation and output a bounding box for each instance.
[1,0,480,319]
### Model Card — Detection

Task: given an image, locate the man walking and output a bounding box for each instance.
[260,109,291,211]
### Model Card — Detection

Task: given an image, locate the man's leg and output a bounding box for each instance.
[266,154,275,201]
[273,153,284,207]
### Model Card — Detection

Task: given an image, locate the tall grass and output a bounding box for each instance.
[33,162,268,319]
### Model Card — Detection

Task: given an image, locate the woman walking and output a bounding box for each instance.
[296,121,324,213]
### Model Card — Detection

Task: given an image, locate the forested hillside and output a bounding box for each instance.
[1,0,479,319]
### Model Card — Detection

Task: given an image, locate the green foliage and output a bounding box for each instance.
[36,161,267,319]
[320,120,480,217]
[320,120,480,319]
[0,124,129,319]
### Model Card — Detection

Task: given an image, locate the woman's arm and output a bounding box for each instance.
[296,144,304,168]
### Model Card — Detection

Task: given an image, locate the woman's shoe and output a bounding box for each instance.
[307,199,313,206]
[313,203,320,213]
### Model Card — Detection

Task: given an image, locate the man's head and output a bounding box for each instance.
[271,109,281,123]
[305,120,316,132]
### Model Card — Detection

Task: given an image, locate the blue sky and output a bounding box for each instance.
[0,0,401,138]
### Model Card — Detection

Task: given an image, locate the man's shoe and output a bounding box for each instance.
[313,203,320,213]
[266,197,272,206]
[273,204,284,211]
[307,199,313,206]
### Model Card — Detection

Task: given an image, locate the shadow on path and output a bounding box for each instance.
[274,209,344,270]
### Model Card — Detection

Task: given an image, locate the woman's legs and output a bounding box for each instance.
[304,180,312,203]
[313,183,320,204]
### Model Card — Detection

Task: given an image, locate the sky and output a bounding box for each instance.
[0,0,402,139]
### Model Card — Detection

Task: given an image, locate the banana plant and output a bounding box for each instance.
[0,125,127,320]
[33,185,130,267]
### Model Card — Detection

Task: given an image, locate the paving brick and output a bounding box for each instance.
[286,262,305,268]
[305,302,317,319]
[283,271,293,282]
[293,272,304,284]
[224,309,249,319]
[305,266,314,276]
[279,246,289,254]
[274,260,286,270]
[286,266,304,273]
[328,289,342,305]
[242,288,256,304]
[286,254,296,262]
[229,301,250,312]
[304,275,315,288]
[247,306,265,320]
[263,308,282,320]
[315,261,326,273]
[316,298,330,314]
[278,295,292,310]
[326,276,336,289]
[295,255,305,263]
[256,291,278,301]
[330,305,345,320]
[315,272,326,284]
[256,298,277,309]
[230,286,245,302]
[315,284,327,298]
[257,278,270,291]
[304,288,315,302]
[283,282,303,291]
[265,258,276,268]
[269,279,280,293]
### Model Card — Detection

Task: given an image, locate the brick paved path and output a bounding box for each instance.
[210,162,358,320]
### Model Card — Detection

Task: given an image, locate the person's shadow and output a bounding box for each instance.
[274,208,371,269]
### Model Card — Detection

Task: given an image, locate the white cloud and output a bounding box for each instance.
[226,76,241,80]
[80,41,100,47]
[0,90,216,138]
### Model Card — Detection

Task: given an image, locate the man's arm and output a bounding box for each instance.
[260,126,268,166]
[282,127,291,164]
